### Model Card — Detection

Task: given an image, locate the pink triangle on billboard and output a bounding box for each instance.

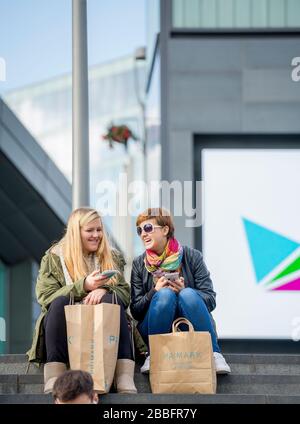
[271,277,300,291]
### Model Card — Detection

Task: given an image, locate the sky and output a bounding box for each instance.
[0,0,146,94]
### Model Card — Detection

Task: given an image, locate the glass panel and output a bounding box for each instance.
[145,48,161,224]
[235,0,252,28]
[251,0,268,28]
[287,0,300,27]
[184,0,201,28]
[4,58,146,181]
[172,0,300,28]
[173,0,184,27]
[201,0,217,28]
[269,0,285,27]
[218,0,235,28]
[146,0,160,73]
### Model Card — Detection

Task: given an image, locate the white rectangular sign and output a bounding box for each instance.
[202,149,300,339]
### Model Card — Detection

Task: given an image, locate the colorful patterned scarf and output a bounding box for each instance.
[144,238,183,275]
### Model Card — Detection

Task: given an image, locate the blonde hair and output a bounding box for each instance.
[55,208,117,284]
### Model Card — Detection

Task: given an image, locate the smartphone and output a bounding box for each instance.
[164,272,179,283]
[96,269,120,279]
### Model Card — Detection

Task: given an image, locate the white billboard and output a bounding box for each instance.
[202,149,300,339]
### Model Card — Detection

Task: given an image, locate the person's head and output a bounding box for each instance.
[136,207,175,254]
[59,207,116,281]
[53,370,98,404]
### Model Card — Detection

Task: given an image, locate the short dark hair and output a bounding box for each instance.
[52,370,94,402]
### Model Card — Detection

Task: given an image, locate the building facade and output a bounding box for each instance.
[145,0,300,344]
[4,56,147,261]
[0,98,71,353]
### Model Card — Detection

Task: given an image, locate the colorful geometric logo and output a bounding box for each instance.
[243,218,300,291]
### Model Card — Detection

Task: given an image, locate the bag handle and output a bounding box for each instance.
[111,290,119,305]
[69,291,75,305]
[172,317,194,333]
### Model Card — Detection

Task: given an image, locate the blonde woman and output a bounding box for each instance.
[27,208,137,394]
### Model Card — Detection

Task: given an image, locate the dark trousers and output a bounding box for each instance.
[44,293,133,363]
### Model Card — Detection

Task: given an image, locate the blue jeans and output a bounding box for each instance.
[138,287,221,353]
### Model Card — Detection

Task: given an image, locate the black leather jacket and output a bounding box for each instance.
[130,246,217,322]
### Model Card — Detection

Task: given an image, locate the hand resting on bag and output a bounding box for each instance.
[83,288,107,305]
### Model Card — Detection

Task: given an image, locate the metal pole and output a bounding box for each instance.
[133,60,147,184]
[141,101,147,185]
[72,0,90,208]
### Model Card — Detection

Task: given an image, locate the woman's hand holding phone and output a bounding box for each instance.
[154,276,169,292]
[84,270,110,292]
[154,272,185,293]
[168,276,185,293]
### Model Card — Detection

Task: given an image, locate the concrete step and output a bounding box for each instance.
[1,393,300,404]
[0,355,37,375]
[2,353,300,363]
[133,373,300,396]
[2,353,300,402]
[1,354,300,375]
[1,373,300,396]
[135,353,300,376]
[0,394,52,404]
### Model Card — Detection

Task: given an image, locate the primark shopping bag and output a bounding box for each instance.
[149,317,216,394]
[64,293,120,393]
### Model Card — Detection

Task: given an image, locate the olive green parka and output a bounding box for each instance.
[26,248,130,364]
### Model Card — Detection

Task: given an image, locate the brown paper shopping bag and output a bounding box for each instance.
[64,294,120,393]
[149,317,216,394]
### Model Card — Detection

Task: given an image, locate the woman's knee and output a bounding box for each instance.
[178,287,203,308]
[152,288,177,309]
[49,296,70,311]
[44,296,69,331]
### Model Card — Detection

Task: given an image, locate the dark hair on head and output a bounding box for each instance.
[52,370,94,402]
[136,207,175,239]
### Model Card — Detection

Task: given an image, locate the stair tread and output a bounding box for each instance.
[2,353,300,401]
[1,373,300,383]
[1,393,300,404]
[2,353,300,364]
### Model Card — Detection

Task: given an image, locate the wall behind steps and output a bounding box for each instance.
[164,35,300,247]
[9,260,37,354]
[0,260,8,354]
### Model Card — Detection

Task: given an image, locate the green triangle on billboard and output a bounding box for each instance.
[266,255,300,284]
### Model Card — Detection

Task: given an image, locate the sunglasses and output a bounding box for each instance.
[136,223,163,236]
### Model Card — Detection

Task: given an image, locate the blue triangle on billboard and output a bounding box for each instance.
[242,218,300,282]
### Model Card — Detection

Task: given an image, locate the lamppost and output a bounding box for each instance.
[133,47,147,185]
[72,0,90,209]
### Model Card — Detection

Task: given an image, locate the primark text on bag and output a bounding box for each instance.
[149,317,217,394]
[64,296,120,393]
